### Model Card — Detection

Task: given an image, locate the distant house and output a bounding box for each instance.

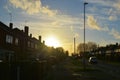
[0,21,42,62]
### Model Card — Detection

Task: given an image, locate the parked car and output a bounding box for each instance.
[89,56,98,64]
[0,60,3,63]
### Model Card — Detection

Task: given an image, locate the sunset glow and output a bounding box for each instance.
[45,37,60,48]
[1,0,120,53]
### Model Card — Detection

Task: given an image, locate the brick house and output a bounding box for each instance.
[0,21,42,62]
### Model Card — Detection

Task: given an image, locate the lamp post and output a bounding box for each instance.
[74,37,76,54]
[83,2,88,70]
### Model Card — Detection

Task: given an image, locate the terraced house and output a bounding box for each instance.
[0,21,43,62]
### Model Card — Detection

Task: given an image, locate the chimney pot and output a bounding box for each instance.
[30,34,32,38]
[43,40,45,45]
[24,26,29,35]
[39,36,41,43]
[9,23,13,29]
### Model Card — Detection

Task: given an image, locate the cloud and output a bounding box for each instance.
[18,12,82,32]
[4,5,11,13]
[86,0,119,20]
[109,15,117,21]
[51,21,60,26]
[111,1,120,15]
[87,15,101,30]
[74,33,79,38]
[107,8,117,21]
[87,15,109,31]
[85,0,113,7]
[110,28,120,39]
[70,26,73,32]
[113,0,120,10]
[9,0,57,16]
[70,26,80,38]
[108,8,113,15]
[42,6,57,17]
[102,26,109,31]
[9,0,41,14]
[49,15,82,28]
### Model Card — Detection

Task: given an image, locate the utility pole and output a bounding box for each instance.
[83,2,88,70]
[74,37,76,54]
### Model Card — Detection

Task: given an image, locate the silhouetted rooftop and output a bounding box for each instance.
[0,21,10,32]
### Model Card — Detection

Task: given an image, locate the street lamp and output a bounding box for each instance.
[74,37,76,54]
[83,2,88,70]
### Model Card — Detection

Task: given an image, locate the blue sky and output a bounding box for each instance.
[1,0,120,53]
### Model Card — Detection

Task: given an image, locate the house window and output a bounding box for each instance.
[28,41,30,47]
[15,38,19,45]
[31,42,34,48]
[35,44,38,49]
[6,35,13,44]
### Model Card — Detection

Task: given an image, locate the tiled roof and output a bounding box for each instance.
[0,21,10,32]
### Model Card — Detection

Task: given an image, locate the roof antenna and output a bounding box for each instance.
[9,13,12,23]
[25,20,28,26]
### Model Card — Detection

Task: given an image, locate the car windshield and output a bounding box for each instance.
[91,57,97,59]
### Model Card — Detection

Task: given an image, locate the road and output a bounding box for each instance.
[44,58,120,80]
[91,61,120,79]
[44,59,75,80]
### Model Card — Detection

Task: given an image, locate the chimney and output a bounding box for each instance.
[21,30,23,32]
[39,36,41,43]
[24,26,29,35]
[43,40,45,45]
[30,34,32,38]
[9,23,13,29]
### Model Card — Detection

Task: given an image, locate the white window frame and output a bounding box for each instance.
[15,38,19,45]
[6,35,13,44]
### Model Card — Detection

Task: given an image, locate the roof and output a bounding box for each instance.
[0,21,39,42]
[0,21,10,32]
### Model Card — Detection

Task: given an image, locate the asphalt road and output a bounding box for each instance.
[44,59,75,80]
[90,61,120,79]
[44,58,120,80]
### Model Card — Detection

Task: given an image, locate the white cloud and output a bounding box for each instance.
[87,15,110,32]
[16,12,82,31]
[113,0,120,10]
[108,8,113,15]
[49,15,82,28]
[87,15,101,30]
[87,15,109,31]
[102,26,109,31]
[4,5,11,13]
[85,0,114,7]
[107,8,117,21]
[42,6,57,17]
[9,0,41,14]
[8,0,82,27]
[109,15,117,21]
[9,0,57,16]
[74,33,79,38]
[86,0,119,19]
[110,1,120,16]
[110,28,120,40]
[51,21,60,26]
[70,26,73,32]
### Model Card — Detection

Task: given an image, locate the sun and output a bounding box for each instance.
[45,37,60,48]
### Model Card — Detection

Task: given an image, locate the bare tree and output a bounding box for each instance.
[77,42,97,54]
[87,42,97,51]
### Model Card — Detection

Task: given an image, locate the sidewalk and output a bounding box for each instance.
[44,59,75,80]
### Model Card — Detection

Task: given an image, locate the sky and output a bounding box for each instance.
[1,0,120,53]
